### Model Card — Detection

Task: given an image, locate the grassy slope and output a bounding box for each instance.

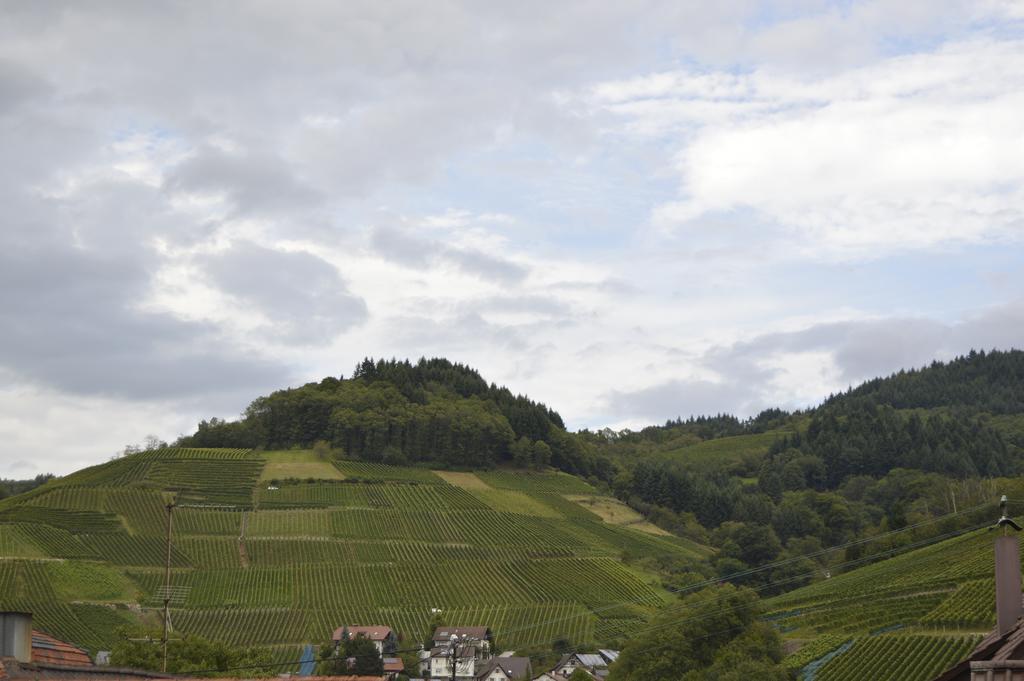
[656,430,785,469]
[767,526,1012,681]
[0,448,710,667]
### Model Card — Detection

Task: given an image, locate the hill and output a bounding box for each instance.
[830,349,1024,414]
[6,350,1024,678]
[0,448,711,669]
[177,357,611,480]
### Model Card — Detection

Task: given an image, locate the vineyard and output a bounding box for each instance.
[812,633,980,681]
[0,449,707,659]
[765,526,1015,678]
[2,447,1005,678]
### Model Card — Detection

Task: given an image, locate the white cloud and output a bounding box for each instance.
[594,39,1024,258]
[2,2,1023,476]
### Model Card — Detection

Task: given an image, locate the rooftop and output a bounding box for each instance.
[31,630,93,667]
[433,627,491,642]
[333,626,394,642]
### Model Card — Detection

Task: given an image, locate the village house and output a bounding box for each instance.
[546,650,619,680]
[474,656,532,681]
[426,627,494,680]
[333,625,399,655]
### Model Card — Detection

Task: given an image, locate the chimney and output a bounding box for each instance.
[0,611,32,663]
[995,535,1022,636]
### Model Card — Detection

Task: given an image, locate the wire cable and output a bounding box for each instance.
[497,498,996,639]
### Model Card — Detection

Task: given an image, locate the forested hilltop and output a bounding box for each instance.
[574,349,1024,596]
[180,357,612,478]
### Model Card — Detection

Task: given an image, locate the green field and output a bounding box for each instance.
[0,448,710,666]
[656,430,788,469]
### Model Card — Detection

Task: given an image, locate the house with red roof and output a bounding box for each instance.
[332,625,399,655]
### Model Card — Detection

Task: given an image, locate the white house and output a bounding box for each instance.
[427,626,499,680]
[429,645,481,680]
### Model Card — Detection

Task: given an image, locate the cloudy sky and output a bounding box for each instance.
[2,1,1023,477]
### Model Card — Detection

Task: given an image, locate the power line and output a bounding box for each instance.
[617,520,991,645]
[551,520,994,669]
[497,499,996,640]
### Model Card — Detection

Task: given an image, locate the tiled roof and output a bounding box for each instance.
[383,657,404,672]
[0,657,169,680]
[179,677,385,681]
[433,626,491,641]
[573,654,605,669]
[476,656,531,680]
[31,630,92,667]
[333,625,394,641]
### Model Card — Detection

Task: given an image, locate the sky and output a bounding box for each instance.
[2,1,1024,477]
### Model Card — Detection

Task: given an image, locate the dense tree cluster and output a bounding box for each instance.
[180,358,611,477]
[616,459,1001,593]
[579,409,792,451]
[829,349,1024,414]
[110,628,273,677]
[760,403,1012,488]
[609,584,788,681]
[0,474,53,500]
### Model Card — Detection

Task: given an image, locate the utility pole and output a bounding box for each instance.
[447,634,477,681]
[162,500,175,673]
[448,634,459,681]
[155,499,232,673]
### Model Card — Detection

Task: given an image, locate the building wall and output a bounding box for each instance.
[429,656,475,679]
[0,614,32,663]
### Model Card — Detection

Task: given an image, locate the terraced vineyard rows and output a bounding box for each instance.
[815,633,980,681]
[258,481,489,511]
[782,633,847,673]
[478,470,596,494]
[773,592,948,635]
[921,579,995,628]
[297,602,594,650]
[12,523,96,558]
[0,506,124,533]
[0,524,46,557]
[0,449,710,658]
[0,561,134,652]
[145,459,263,505]
[134,448,255,459]
[331,461,443,483]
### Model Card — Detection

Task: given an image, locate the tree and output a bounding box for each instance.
[608,584,787,681]
[532,440,552,468]
[317,634,383,676]
[347,636,384,675]
[511,437,534,468]
[110,628,272,676]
